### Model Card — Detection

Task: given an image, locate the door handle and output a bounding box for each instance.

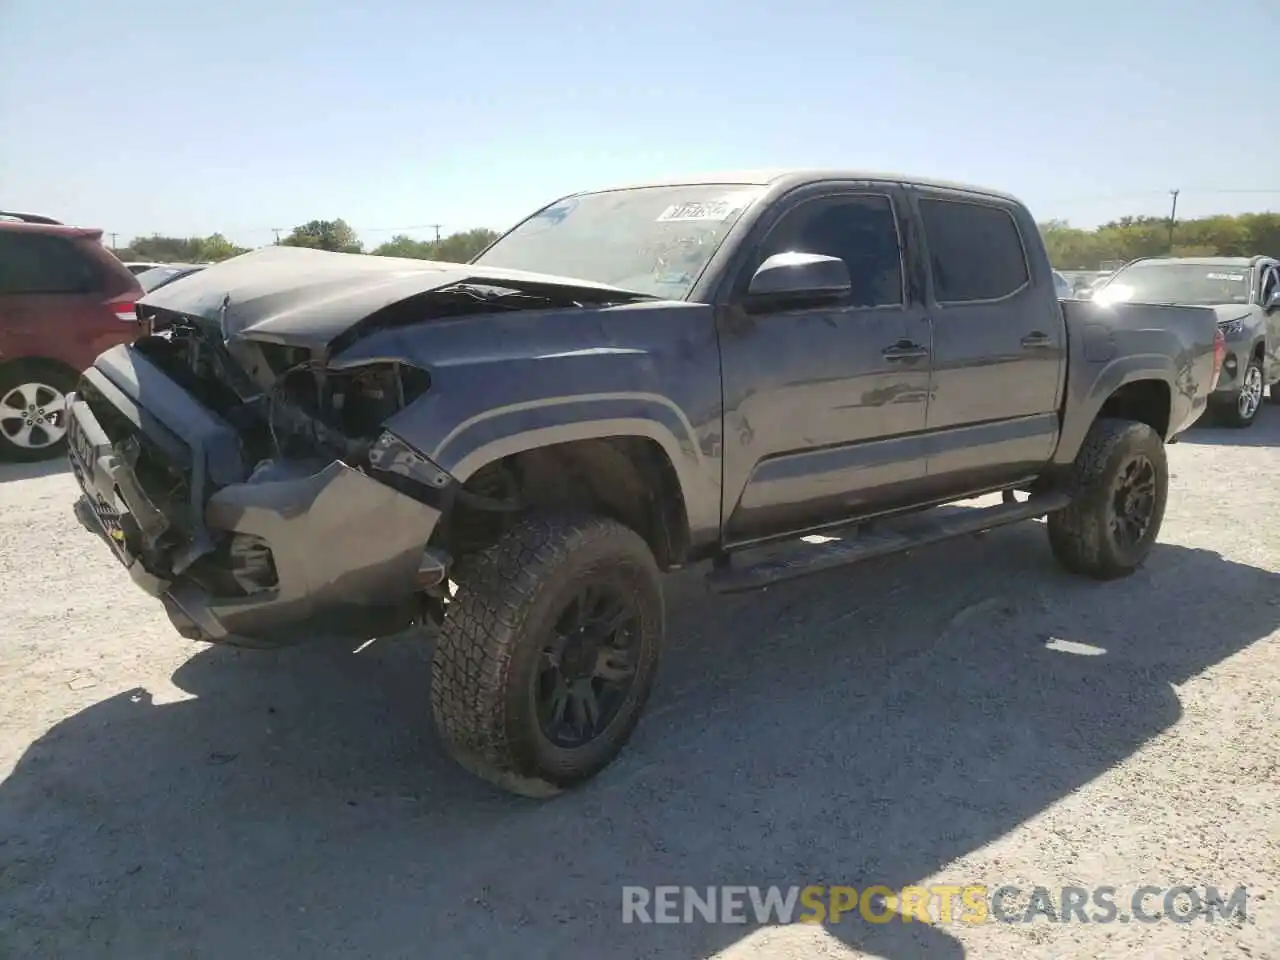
[882,339,929,361]
[1021,331,1053,349]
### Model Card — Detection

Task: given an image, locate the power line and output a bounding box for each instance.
[356,223,447,236]
[1043,188,1280,204]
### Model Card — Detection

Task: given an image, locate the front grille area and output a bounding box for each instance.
[88,492,124,542]
[74,375,195,532]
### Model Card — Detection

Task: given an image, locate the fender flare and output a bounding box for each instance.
[390,391,719,545]
[1053,353,1177,465]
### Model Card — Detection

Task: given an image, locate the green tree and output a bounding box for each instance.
[370,228,500,263]
[127,234,202,262]
[432,228,499,263]
[282,219,363,253]
[195,232,250,261]
[116,233,250,263]
[370,234,436,259]
[1039,212,1280,269]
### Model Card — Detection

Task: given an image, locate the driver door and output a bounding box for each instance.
[715,183,933,544]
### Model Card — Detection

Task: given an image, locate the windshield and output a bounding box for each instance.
[473,184,766,299]
[1093,262,1252,306]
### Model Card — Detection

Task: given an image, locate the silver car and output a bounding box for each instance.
[1052,270,1073,299]
[1091,256,1280,427]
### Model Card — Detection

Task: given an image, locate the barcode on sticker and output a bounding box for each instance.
[655,192,754,223]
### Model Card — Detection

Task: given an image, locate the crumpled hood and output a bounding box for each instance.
[136,245,647,352]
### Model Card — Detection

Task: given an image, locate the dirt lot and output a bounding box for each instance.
[1,413,1278,959]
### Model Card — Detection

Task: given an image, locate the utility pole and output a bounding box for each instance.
[429,224,442,243]
[272,228,282,245]
[1167,189,1180,252]
[109,232,118,250]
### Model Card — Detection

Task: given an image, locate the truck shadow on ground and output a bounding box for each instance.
[1177,404,1280,447]
[3,523,1278,959]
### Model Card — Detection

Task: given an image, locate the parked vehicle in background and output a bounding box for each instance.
[1052,269,1073,298]
[1092,256,1280,427]
[0,211,143,461]
[136,263,207,293]
[65,169,1223,796]
[1072,271,1114,298]
[122,261,167,275]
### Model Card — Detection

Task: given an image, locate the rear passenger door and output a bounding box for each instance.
[907,188,1064,498]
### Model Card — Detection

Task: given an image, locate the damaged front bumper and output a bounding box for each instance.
[67,345,451,648]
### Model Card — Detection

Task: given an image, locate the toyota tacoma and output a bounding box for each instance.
[65,170,1226,796]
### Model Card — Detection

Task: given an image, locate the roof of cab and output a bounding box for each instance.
[576,168,1024,204]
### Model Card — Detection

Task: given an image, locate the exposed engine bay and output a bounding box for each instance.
[134,318,429,470]
[131,276,649,474]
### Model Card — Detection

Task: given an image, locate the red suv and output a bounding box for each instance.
[0,212,144,461]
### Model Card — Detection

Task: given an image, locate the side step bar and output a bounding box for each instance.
[706,492,1073,594]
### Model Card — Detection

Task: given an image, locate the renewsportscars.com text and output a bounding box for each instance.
[621,884,1249,926]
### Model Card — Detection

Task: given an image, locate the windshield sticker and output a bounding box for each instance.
[534,200,578,225]
[655,192,756,223]
[1206,273,1245,281]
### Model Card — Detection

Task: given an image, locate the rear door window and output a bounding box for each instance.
[918,198,1029,303]
[0,233,103,295]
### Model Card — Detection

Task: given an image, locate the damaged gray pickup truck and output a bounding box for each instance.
[67,170,1226,797]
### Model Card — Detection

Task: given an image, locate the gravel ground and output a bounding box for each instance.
[1,412,1278,959]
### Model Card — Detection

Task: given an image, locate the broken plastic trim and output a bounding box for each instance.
[367,430,526,516]
[367,431,453,489]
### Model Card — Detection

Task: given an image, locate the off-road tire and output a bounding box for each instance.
[0,361,78,463]
[1212,357,1265,428]
[431,512,664,798]
[1047,418,1168,580]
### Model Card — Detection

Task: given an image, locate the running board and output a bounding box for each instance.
[707,493,1072,594]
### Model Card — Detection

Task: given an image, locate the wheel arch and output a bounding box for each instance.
[441,433,693,571]
[0,355,82,380]
[1054,359,1178,467]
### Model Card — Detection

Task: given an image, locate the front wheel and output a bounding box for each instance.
[1214,358,1265,427]
[431,512,664,797]
[1047,418,1168,580]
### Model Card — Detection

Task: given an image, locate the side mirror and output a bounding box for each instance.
[746,252,851,302]
[1265,289,1280,312]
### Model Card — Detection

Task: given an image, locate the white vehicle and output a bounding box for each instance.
[122,261,167,275]
[1052,270,1072,299]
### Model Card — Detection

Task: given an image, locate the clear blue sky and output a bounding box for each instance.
[2,0,1277,249]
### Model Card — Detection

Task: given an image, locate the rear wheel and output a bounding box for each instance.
[431,512,664,797]
[1214,358,1265,428]
[0,362,77,462]
[1047,418,1168,580]
[1267,380,1280,405]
